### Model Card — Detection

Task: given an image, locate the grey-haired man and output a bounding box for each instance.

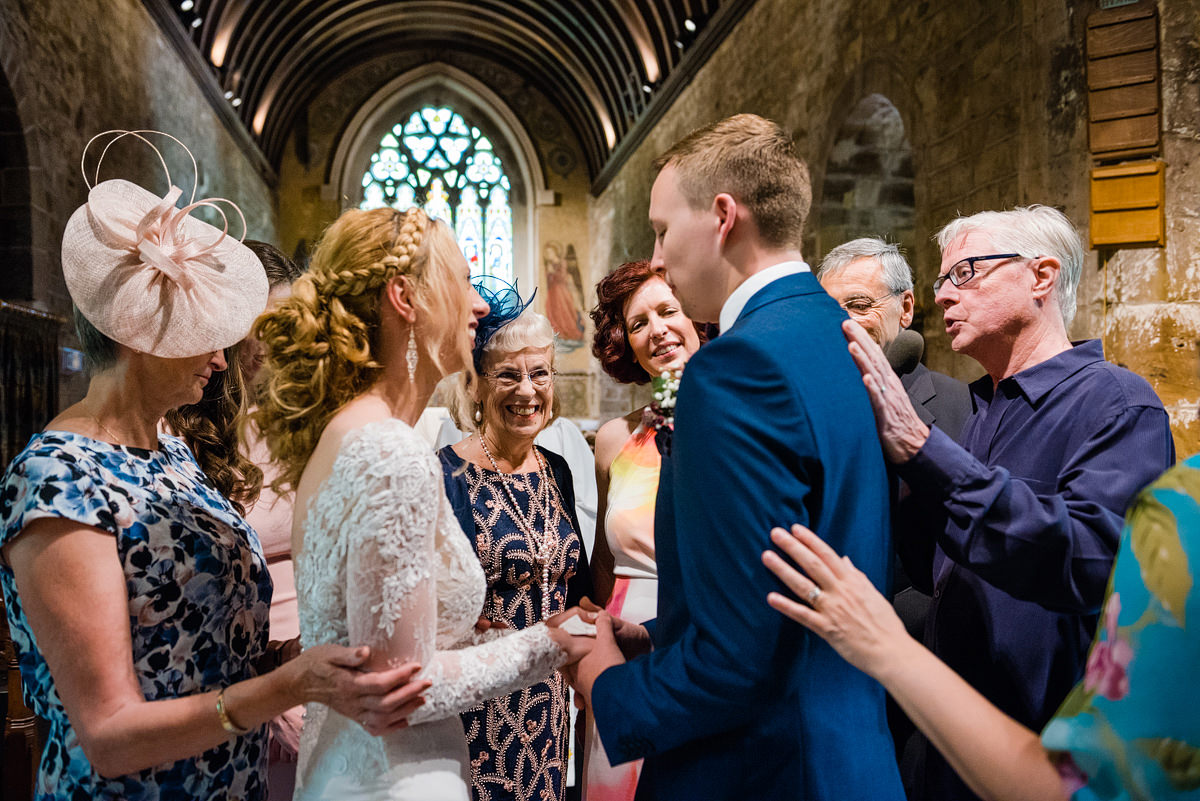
[818,237,970,441]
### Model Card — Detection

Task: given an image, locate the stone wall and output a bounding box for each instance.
[1,0,276,405]
[592,0,1200,454]
[1097,0,1200,454]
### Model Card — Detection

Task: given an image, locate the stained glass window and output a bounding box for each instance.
[360,106,513,282]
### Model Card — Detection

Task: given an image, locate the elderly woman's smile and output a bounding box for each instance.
[481,349,554,439]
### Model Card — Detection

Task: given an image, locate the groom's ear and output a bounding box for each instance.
[713,193,737,245]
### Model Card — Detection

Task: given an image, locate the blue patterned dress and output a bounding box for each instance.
[0,431,272,801]
[1041,453,1200,800]
[439,446,591,801]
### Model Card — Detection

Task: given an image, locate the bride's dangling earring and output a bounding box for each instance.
[474,404,483,424]
[406,328,418,383]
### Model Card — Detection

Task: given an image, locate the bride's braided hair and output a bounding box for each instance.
[251,206,470,492]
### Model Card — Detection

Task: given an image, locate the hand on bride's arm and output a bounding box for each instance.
[761,524,914,679]
[284,645,431,736]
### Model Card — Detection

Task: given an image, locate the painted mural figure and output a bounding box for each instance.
[544,243,586,347]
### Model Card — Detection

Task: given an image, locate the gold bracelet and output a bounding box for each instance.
[215,688,250,736]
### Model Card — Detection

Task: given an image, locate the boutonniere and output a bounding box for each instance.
[642,369,682,431]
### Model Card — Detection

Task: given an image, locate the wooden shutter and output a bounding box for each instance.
[1090,161,1164,247]
[1087,4,1159,161]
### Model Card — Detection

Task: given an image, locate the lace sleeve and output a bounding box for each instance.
[343,428,565,727]
[407,624,565,725]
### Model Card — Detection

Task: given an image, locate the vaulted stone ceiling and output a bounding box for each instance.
[149,0,756,183]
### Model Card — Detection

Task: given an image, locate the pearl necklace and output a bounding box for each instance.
[477,434,560,620]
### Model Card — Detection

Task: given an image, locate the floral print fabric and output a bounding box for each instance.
[0,431,271,801]
[1042,453,1200,800]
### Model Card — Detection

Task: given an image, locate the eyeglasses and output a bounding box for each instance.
[482,368,556,389]
[840,291,901,316]
[932,254,1026,294]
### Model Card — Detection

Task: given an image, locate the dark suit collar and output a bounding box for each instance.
[900,362,932,400]
[900,363,937,426]
[902,362,936,424]
[730,271,825,330]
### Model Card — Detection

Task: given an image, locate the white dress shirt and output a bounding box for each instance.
[717,260,811,334]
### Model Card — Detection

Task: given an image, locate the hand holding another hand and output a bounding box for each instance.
[578,597,652,660]
[546,607,596,665]
[561,610,628,710]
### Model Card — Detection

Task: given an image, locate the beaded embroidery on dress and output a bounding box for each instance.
[449,453,581,801]
[293,420,565,801]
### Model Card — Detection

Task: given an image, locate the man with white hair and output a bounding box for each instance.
[818,237,970,441]
[843,205,1174,801]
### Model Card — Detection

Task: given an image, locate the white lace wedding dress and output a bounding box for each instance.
[293,419,566,800]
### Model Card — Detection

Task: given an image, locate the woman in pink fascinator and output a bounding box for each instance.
[0,131,426,801]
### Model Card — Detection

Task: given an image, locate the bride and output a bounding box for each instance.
[251,207,590,800]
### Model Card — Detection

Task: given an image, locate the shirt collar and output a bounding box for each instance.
[970,340,1106,405]
[717,260,810,334]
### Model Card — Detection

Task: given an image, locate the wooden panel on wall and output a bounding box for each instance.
[1090,115,1160,155]
[1090,161,1164,247]
[1087,15,1156,59]
[1087,3,1160,161]
[1089,82,1158,121]
[1087,48,1157,91]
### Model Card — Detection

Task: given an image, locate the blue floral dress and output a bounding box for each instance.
[1042,453,1200,800]
[0,431,272,801]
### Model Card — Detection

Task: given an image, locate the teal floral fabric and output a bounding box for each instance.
[0,431,272,801]
[1042,453,1200,800]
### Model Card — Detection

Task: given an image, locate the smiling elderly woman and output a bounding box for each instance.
[438,301,592,801]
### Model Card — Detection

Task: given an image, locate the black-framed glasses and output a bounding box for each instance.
[482,368,556,389]
[932,254,1025,294]
[840,290,901,316]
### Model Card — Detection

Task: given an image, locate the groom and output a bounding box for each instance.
[571,115,904,800]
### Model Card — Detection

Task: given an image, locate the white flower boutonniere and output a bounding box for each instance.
[642,369,682,431]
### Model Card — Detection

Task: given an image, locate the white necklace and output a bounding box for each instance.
[477,434,560,620]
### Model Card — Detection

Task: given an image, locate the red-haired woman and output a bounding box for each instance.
[583,261,705,799]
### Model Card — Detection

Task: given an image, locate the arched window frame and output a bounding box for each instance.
[327,63,553,294]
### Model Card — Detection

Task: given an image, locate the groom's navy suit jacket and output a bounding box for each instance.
[592,272,905,801]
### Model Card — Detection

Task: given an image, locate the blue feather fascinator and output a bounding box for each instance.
[472,274,536,371]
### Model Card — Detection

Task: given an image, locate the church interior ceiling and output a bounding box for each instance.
[150,0,756,182]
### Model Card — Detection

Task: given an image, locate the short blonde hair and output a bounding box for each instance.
[252,207,472,491]
[654,114,811,250]
[450,311,557,434]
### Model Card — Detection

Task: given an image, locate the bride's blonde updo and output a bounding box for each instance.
[251,206,472,492]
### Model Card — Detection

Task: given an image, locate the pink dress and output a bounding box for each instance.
[583,423,661,800]
[244,425,301,801]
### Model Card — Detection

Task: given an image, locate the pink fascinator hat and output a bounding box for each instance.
[62,130,268,358]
